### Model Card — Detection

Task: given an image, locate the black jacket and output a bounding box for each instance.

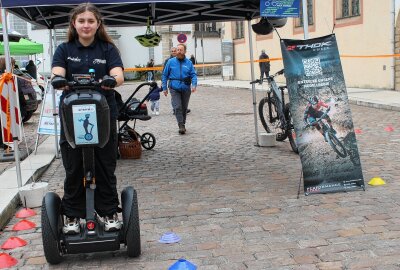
[259,52,270,71]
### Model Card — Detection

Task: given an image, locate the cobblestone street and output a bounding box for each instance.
[1,83,400,269]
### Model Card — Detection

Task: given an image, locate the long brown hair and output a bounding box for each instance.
[67,3,115,46]
[0,57,16,72]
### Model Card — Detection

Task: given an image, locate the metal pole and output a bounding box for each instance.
[1,9,11,72]
[49,29,60,158]
[201,23,205,79]
[302,0,309,39]
[247,20,260,146]
[194,36,197,65]
[1,9,23,188]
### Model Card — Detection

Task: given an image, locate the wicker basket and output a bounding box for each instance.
[119,139,142,159]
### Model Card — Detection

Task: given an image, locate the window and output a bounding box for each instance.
[334,0,362,27]
[233,21,244,40]
[195,23,217,32]
[336,0,361,19]
[295,0,314,28]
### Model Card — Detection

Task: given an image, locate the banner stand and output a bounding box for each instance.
[296,170,303,199]
[34,80,49,154]
[34,78,61,156]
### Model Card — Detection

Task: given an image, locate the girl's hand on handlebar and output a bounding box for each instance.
[100,75,117,90]
[51,75,69,90]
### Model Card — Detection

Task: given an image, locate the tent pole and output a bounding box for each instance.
[1,9,12,71]
[1,8,23,188]
[201,24,205,79]
[247,19,260,146]
[49,28,59,158]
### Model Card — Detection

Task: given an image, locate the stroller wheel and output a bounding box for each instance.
[140,132,156,150]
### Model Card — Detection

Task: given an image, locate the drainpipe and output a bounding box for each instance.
[302,0,309,39]
[392,0,396,90]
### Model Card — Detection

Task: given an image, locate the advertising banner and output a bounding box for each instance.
[280,34,364,195]
[221,40,234,78]
[37,89,62,135]
[260,0,300,17]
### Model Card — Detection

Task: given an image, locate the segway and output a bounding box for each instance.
[41,71,141,264]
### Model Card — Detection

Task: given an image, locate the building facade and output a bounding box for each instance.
[223,0,400,90]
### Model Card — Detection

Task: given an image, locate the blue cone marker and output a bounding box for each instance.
[168,258,197,270]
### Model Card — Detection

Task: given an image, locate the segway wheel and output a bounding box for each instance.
[85,133,93,141]
[126,189,141,257]
[41,201,63,264]
[140,132,156,150]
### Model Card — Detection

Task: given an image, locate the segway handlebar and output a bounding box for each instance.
[67,74,101,90]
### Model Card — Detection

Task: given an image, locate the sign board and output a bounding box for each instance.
[177,33,187,43]
[221,40,234,78]
[72,104,99,145]
[260,0,300,17]
[222,66,234,77]
[37,88,62,135]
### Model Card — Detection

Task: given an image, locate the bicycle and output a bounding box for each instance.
[304,107,347,158]
[342,131,361,166]
[251,69,298,154]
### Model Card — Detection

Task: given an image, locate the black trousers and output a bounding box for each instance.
[260,69,270,80]
[61,121,119,218]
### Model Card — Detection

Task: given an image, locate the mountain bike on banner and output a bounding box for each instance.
[303,106,347,158]
[250,69,298,154]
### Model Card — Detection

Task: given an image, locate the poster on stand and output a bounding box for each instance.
[37,89,62,135]
[280,34,364,195]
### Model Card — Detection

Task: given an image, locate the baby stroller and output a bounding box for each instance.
[116,82,157,155]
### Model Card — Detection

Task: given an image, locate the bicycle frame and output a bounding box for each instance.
[312,109,330,132]
[266,72,286,128]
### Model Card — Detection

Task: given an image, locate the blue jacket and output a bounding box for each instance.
[147,86,162,101]
[162,57,197,91]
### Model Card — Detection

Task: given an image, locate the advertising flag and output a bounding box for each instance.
[280,34,364,194]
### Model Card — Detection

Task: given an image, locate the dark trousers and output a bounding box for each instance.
[61,121,119,218]
[260,69,270,80]
[170,89,191,125]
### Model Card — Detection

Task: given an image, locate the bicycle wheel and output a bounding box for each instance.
[326,132,347,158]
[258,96,287,141]
[284,103,298,154]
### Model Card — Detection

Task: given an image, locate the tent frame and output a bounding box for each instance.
[0,0,289,188]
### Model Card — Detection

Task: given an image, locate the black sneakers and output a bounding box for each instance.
[178,123,186,135]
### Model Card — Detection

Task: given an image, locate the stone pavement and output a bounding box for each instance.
[0,81,399,269]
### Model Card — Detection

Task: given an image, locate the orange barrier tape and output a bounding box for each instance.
[340,54,400,58]
[125,63,224,72]
[125,54,399,72]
